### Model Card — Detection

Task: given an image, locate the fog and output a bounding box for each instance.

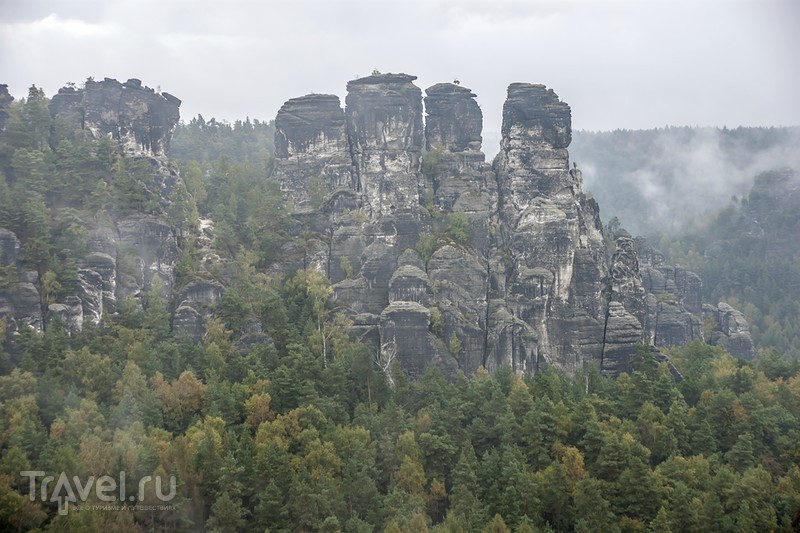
[1,0,799,134]
[571,127,800,235]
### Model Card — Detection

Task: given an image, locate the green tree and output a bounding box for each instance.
[447,211,470,243]
[206,491,247,533]
[574,477,618,533]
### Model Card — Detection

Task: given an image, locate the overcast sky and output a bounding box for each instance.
[2,0,798,148]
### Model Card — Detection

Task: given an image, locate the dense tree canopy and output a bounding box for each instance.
[0,90,798,531]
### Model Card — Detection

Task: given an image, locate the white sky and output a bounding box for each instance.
[1,0,798,147]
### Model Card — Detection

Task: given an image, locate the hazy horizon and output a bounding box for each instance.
[2,0,798,140]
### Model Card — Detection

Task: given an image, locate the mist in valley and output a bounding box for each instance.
[570,126,800,236]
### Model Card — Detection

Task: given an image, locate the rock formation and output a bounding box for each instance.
[633,236,756,359]
[50,77,181,157]
[271,75,647,378]
[703,303,757,359]
[346,74,425,218]
[0,78,194,343]
[271,73,758,379]
[0,84,13,132]
[274,94,355,212]
[0,73,757,378]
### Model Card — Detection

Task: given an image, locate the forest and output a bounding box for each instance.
[0,88,799,532]
[570,126,800,235]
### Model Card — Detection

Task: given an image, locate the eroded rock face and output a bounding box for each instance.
[0,229,42,334]
[3,79,187,339]
[0,84,13,132]
[497,83,573,204]
[274,76,644,379]
[424,83,483,153]
[0,228,21,267]
[117,215,179,301]
[494,83,608,374]
[704,302,757,359]
[50,77,181,157]
[274,94,356,212]
[3,282,43,333]
[346,74,424,218]
[47,296,83,335]
[601,237,646,374]
[635,237,707,349]
[271,74,756,380]
[171,280,225,340]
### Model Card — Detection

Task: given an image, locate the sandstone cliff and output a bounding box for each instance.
[0,78,186,338]
[0,74,756,376]
[0,84,13,132]
[271,73,740,379]
[50,77,181,157]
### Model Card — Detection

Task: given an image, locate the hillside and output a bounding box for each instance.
[0,78,798,531]
[656,168,800,358]
[570,127,800,235]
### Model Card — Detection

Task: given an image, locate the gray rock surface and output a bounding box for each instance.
[346,74,424,218]
[3,73,760,378]
[704,302,757,359]
[0,228,21,267]
[1,79,187,340]
[0,84,12,132]
[116,215,179,302]
[494,83,608,374]
[632,236,745,354]
[47,296,83,335]
[424,83,483,153]
[50,77,181,157]
[274,94,356,212]
[601,237,646,374]
[274,77,631,379]
[9,282,42,333]
[171,279,226,340]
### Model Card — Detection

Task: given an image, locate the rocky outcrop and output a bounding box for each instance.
[0,78,190,342]
[171,279,225,340]
[272,74,761,380]
[79,252,117,323]
[632,237,756,359]
[0,84,13,132]
[424,83,483,153]
[3,72,758,377]
[47,296,83,335]
[346,74,425,218]
[635,237,705,348]
[0,230,42,334]
[274,75,651,379]
[703,303,757,359]
[600,237,646,374]
[0,228,21,267]
[493,83,608,374]
[0,281,42,334]
[116,215,179,301]
[274,94,356,212]
[50,77,181,157]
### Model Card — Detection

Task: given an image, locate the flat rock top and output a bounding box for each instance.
[278,93,342,110]
[502,82,571,148]
[426,83,477,98]
[347,73,418,88]
[275,93,346,157]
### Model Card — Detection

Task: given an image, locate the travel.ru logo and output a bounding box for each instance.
[21,470,176,515]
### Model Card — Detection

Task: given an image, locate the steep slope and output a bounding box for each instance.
[0,74,757,379]
[0,78,186,335]
[271,74,719,379]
